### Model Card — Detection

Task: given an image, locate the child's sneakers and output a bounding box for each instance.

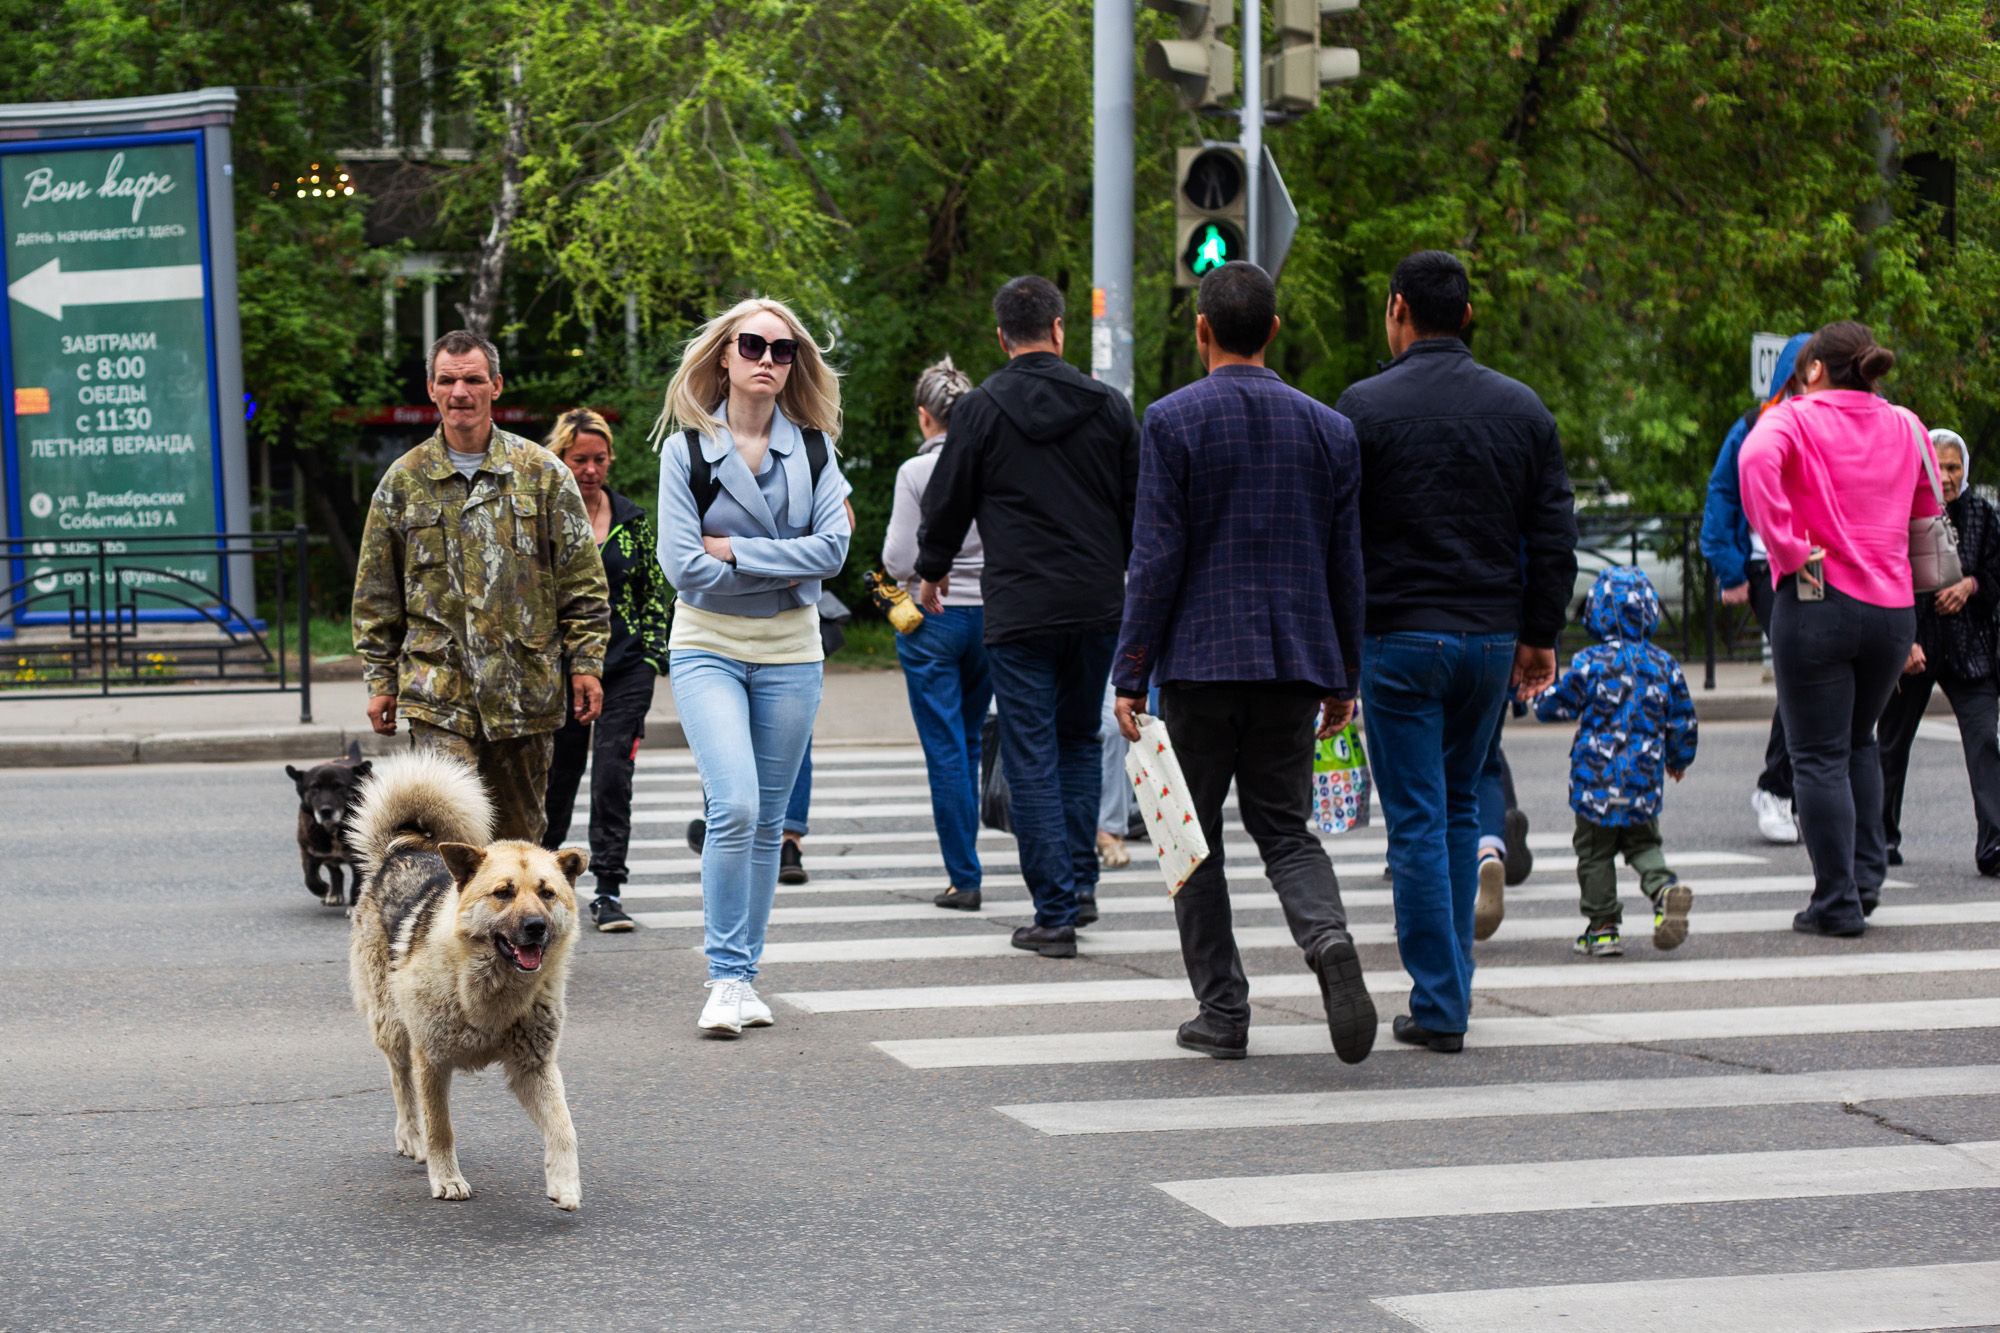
[1573,921,1623,956]
[1652,878,1693,950]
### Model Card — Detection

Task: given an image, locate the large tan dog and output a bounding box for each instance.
[347,750,589,1210]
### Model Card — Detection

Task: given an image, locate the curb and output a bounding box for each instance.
[0,716,690,768]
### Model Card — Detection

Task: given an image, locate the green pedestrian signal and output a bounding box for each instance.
[1173,146,1248,287]
[1183,220,1244,278]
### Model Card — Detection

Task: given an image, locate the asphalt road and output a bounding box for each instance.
[5,718,1999,1331]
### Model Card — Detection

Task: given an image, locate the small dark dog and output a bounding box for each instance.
[287,741,373,905]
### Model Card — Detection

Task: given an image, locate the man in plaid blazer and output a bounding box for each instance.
[1111,261,1375,1066]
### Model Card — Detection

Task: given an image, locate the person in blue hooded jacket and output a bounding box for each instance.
[1700,332,1808,844]
[1535,567,1699,957]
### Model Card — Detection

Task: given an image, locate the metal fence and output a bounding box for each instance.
[1559,510,1761,689]
[0,528,312,721]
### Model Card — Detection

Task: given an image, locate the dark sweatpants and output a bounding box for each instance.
[1158,684,1351,1033]
[543,666,657,892]
[1771,581,1914,933]
[1877,668,2000,869]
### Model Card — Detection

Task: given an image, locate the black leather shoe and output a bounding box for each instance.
[1391,1014,1463,1053]
[1074,896,1099,927]
[1979,857,2000,878]
[1176,1016,1247,1060]
[1309,938,1377,1064]
[933,887,982,911]
[1859,894,1880,918]
[685,819,706,854]
[1793,910,1866,939]
[1886,845,1904,867]
[779,839,808,884]
[1010,924,1077,958]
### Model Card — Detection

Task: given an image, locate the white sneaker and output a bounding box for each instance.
[699,978,748,1035]
[1753,788,1800,844]
[738,982,774,1028]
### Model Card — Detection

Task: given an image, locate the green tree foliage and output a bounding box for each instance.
[1270,0,2000,507]
[5,0,1997,603]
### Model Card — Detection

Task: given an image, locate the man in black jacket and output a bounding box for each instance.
[1334,250,1578,1052]
[917,275,1140,957]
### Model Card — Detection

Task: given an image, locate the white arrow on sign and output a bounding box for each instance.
[7,257,204,321]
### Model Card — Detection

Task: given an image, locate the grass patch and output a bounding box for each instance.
[307,615,354,662]
[828,616,900,669]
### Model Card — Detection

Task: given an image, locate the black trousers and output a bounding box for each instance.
[1747,561,1795,800]
[1158,684,1351,1032]
[543,665,658,890]
[1771,581,1915,932]
[1877,667,2000,867]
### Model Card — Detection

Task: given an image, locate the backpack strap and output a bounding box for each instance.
[685,429,723,520]
[803,428,828,495]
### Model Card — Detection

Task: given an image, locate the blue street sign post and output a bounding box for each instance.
[0,88,248,633]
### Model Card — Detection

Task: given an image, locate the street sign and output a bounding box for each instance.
[0,89,245,627]
[1259,146,1299,280]
[1750,331,1789,400]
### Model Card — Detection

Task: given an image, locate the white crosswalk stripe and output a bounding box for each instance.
[629,743,2000,1308]
[1157,1139,2000,1227]
[870,998,2000,1068]
[1000,1064,2000,1135]
[723,900,2000,963]
[780,948,2000,1013]
[1371,1260,2000,1333]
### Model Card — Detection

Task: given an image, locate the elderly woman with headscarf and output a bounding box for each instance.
[1877,428,2000,877]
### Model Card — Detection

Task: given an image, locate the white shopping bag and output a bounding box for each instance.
[1124,713,1210,897]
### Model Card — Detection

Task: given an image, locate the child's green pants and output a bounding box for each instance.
[1572,814,1676,924]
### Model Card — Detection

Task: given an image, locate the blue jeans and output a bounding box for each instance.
[896,606,991,891]
[670,650,823,980]
[1361,631,1515,1034]
[785,747,812,837]
[987,631,1116,927]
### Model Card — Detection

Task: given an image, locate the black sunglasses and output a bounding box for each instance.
[735,332,799,365]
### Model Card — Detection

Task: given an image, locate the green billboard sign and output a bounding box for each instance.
[0,128,230,619]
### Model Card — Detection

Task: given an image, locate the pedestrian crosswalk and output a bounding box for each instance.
[622,742,2000,1327]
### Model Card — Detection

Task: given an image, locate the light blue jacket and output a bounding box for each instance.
[655,402,852,617]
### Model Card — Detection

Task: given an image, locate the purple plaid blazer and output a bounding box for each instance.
[1112,365,1364,699]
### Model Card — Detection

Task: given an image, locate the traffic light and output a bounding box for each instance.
[1265,0,1361,113]
[1143,0,1235,111]
[1174,145,1247,287]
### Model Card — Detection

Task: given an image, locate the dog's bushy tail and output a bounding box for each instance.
[347,750,494,879]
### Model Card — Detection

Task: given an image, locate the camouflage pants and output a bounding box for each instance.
[408,719,557,844]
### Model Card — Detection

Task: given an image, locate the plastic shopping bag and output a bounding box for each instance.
[1312,721,1371,835]
[1124,713,1210,897]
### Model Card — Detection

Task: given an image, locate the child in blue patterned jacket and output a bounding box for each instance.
[1534,566,1699,956]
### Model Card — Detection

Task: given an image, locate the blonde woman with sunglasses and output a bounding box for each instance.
[653,298,851,1035]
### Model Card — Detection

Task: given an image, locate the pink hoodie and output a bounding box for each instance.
[1738,389,1941,609]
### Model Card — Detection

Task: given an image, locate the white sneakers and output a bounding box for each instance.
[1473,852,1506,940]
[1752,787,1800,844]
[699,978,774,1035]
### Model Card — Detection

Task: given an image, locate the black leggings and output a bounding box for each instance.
[543,666,658,890]
[1771,581,1915,931]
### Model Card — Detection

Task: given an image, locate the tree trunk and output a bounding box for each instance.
[457,59,526,337]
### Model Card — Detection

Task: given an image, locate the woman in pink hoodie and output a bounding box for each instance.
[1739,321,1941,938]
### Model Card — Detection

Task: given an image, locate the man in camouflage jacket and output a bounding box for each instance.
[353,330,611,842]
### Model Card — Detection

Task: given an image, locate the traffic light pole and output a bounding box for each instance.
[1241,0,1261,268]
[1091,0,1135,401]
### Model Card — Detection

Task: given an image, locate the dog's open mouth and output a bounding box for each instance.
[494,936,545,972]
